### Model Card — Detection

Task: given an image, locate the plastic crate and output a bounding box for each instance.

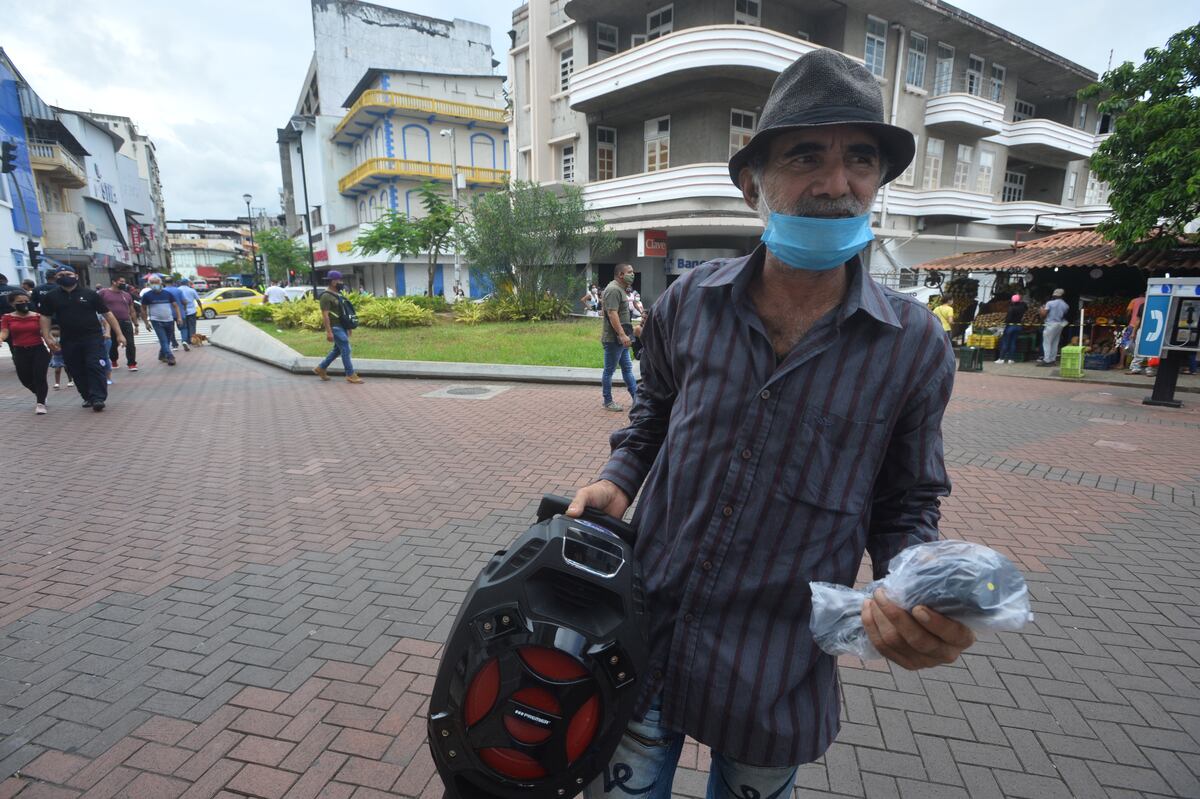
[1059,345,1085,378]
[954,346,983,372]
[967,334,998,349]
[1084,353,1113,370]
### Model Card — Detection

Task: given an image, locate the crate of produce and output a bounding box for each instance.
[1059,345,1085,378]
[1084,353,1113,370]
[968,334,998,349]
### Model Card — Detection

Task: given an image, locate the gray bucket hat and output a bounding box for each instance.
[728,49,916,187]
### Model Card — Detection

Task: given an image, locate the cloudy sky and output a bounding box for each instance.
[3,1,1194,220]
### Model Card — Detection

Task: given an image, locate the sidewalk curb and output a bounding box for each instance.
[970,364,1200,394]
[207,316,638,386]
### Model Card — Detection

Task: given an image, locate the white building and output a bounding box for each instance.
[88,113,169,272]
[276,0,505,296]
[510,0,1114,302]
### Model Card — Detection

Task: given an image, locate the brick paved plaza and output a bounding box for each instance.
[2,342,1199,798]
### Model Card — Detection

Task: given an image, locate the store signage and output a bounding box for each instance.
[665,248,741,276]
[313,249,328,264]
[337,241,353,254]
[1136,278,1200,359]
[129,225,143,254]
[637,229,668,258]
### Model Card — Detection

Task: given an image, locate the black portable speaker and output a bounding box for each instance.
[428,495,647,799]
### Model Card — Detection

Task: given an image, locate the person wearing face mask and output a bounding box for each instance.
[139,276,184,366]
[599,263,639,412]
[98,277,139,371]
[313,270,363,383]
[567,50,971,797]
[37,269,126,412]
[0,291,55,414]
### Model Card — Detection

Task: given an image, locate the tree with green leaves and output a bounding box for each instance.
[218,256,252,277]
[1080,23,1200,252]
[456,180,616,305]
[254,227,309,285]
[353,182,463,296]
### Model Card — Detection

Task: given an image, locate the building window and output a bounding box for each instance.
[561,144,575,182]
[953,145,973,190]
[559,47,574,92]
[1002,171,1026,202]
[729,109,756,159]
[1077,102,1088,130]
[1097,113,1113,135]
[975,149,995,194]
[597,23,619,57]
[647,5,673,40]
[906,33,927,88]
[1085,171,1110,205]
[989,64,1005,103]
[865,16,888,78]
[933,43,954,95]
[645,116,670,172]
[1013,99,1036,121]
[966,55,984,96]
[1066,171,1077,202]
[596,126,616,181]
[895,141,917,186]
[922,138,943,190]
[734,0,760,26]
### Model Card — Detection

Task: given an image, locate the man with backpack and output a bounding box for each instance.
[313,270,363,384]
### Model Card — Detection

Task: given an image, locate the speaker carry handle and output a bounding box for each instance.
[536,494,637,547]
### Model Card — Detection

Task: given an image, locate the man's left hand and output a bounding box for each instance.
[115,336,127,348]
[861,589,975,670]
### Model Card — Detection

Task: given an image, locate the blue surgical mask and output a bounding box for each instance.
[760,203,874,272]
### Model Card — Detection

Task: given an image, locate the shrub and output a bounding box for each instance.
[240,304,274,322]
[271,297,319,328]
[405,294,451,313]
[453,301,487,325]
[357,298,434,328]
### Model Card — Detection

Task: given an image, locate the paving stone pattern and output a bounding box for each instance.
[1,351,1198,797]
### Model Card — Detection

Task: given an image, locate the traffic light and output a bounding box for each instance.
[26,240,40,269]
[289,269,296,281]
[0,142,16,174]
[254,254,264,268]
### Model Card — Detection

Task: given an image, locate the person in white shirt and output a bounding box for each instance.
[385,286,396,298]
[264,281,288,304]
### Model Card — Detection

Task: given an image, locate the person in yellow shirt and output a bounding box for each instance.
[933,298,955,338]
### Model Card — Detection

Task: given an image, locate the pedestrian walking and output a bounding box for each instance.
[600,263,638,412]
[37,268,125,411]
[567,49,974,796]
[1126,294,1148,374]
[0,291,53,414]
[933,297,955,339]
[177,278,200,347]
[161,276,188,350]
[49,326,69,390]
[139,275,182,366]
[996,293,1027,364]
[0,273,22,315]
[98,277,139,371]
[313,270,364,383]
[1038,288,1070,366]
[264,281,287,304]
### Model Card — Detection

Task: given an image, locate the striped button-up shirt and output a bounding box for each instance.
[600,246,955,767]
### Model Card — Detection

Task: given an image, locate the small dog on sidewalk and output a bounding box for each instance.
[190,333,209,346]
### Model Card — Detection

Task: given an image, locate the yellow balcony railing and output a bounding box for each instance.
[333,89,508,140]
[28,140,87,187]
[338,158,508,194]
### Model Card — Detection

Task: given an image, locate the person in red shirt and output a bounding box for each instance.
[0,291,54,414]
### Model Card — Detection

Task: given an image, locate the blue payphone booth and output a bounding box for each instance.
[1136,278,1200,408]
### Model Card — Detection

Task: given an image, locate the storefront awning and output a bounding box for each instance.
[915,228,1200,272]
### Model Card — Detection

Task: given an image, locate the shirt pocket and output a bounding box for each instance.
[776,407,886,516]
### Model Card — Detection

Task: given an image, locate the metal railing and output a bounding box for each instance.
[28,139,86,179]
[338,158,508,194]
[334,90,508,139]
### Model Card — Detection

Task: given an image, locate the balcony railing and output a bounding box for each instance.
[332,90,508,144]
[568,25,824,112]
[581,163,744,210]
[28,140,87,187]
[989,118,1098,163]
[880,187,1109,227]
[338,158,507,195]
[923,93,1005,139]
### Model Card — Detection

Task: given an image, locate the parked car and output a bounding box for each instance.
[197,287,265,318]
[282,286,315,302]
[191,279,210,292]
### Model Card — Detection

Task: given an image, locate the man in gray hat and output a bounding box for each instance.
[569,49,974,795]
[1038,288,1070,365]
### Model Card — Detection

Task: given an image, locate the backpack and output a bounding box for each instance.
[337,295,359,330]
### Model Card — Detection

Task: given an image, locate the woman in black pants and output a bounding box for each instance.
[0,291,52,414]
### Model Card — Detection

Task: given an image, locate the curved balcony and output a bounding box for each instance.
[986,118,1098,165]
[568,25,822,113]
[923,94,1005,139]
[29,140,87,188]
[984,201,1110,228]
[582,163,759,235]
[332,90,508,146]
[339,158,507,195]
[877,187,992,220]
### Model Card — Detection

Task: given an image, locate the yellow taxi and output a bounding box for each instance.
[197,287,265,319]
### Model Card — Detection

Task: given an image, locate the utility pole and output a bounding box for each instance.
[439,128,461,293]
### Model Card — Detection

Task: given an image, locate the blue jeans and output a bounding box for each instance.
[180,313,196,343]
[998,324,1022,360]
[318,327,355,375]
[584,695,798,799]
[602,339,637,405]
[151,320,174,360]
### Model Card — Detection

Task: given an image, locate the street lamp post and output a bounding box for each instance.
[439,128,461,293]
[289,116,319,292]
[242,193,259,288]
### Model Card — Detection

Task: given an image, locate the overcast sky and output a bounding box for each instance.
[2,1,1195,220]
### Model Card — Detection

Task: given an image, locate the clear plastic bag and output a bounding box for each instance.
[809,540,1034,660]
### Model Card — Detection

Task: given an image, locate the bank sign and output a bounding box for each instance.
[637,229,668,258]
[665,248,742,276]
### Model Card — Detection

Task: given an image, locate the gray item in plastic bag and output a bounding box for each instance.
[809,540,1034,660]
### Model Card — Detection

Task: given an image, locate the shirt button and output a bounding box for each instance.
[741,448,752,460]
[684,613,695,624]
[653,669,663,681]
[702,560,713,571]
[722,505,733,517]
[760,389,770,400]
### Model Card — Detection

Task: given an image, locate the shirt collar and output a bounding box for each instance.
[701,244,901,329]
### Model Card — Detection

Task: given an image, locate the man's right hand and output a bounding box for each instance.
[326,330,334,342]
[619,335,632,348]
[566,480,631,520]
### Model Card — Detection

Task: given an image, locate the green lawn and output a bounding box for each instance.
[252,316,607,368]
